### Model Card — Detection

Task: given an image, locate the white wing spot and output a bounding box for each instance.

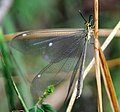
[38,74,41,78]
[49,42,53,47]
[22,33,27,36]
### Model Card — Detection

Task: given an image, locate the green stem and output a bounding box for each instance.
[36,85,55,106]
[0,28,29,112]
[12,77,29,112]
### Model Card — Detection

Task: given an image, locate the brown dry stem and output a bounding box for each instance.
[99,42,119,112]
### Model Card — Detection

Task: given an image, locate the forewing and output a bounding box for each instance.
[10,30,86,63]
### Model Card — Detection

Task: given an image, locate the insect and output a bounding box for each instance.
[10,10,94,100]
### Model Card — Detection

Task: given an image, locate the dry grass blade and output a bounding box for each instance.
[88,58,120,74]
[3,29,120,41]
[94,41,102,112]
[0,0,13,23]
[99,29,120,37]
[94,0,103,111]
[107,58,120,68]
[66,83,78,112]
[99,42,120,112]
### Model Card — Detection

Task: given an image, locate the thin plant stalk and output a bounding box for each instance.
[94,0,103,112]
[99,43,119,112]
[4,29,120,41]
[0,27,16,111]
[0,28,29,112]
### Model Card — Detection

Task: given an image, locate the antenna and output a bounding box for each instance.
[89,15,93,23]
[78,10,87,23]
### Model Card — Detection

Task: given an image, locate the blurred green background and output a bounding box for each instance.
[0,0,120,112]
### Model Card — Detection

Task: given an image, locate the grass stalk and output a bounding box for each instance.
[94,0,103,111]
[0,28,29,112]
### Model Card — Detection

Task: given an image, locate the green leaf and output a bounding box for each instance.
[41,104,57,112]
[29,106,44,112]
[0,28,15,111]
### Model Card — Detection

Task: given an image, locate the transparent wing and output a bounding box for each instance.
[10,29,87,97]
[10,30,86,63]
[31,38,85,96]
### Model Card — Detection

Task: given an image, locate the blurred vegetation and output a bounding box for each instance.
[0,0,120,112]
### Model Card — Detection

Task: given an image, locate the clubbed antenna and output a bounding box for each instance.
[89,15,93,23]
